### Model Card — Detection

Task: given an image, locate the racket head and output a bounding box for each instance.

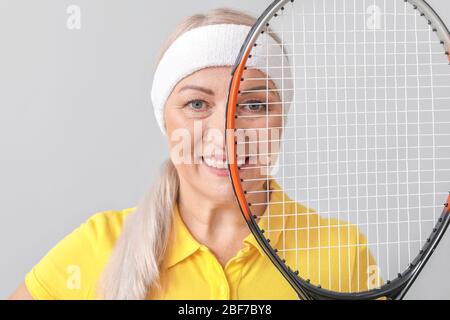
[226,0,450,299]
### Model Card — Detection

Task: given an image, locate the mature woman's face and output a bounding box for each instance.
[164,66,282,205]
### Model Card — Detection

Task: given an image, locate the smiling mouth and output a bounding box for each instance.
[201,156,250,170]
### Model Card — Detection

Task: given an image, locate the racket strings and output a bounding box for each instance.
[235,0,450,293]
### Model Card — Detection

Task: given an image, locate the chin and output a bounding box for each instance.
[198,180,235,202]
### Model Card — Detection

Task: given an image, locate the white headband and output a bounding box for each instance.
[150,24,292,135]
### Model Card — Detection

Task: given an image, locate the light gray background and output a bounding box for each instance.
[0,0,449,299]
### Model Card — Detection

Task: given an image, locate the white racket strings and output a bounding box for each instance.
[236,0,450,292]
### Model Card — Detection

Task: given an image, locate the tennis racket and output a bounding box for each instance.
[226,0,450,299]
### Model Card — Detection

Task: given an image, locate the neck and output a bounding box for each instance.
[178,182,248,238]
[177,179,258,267]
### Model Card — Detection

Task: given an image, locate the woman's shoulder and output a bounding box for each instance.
[24,206,137,300]
[82,207,136,241]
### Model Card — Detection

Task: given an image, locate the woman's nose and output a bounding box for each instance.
[203,101,226,134]
[201,101,227,150]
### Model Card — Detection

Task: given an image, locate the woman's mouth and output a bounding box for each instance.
[201,156,249,177]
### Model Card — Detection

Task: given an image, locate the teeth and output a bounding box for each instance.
[203,156,247,168]
[203,157,227,169]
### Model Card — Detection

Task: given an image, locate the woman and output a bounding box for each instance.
[9,7,375,300]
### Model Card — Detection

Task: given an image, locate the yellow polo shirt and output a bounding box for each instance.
[24,180,378,299]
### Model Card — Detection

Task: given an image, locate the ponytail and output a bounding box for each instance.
[97,160,179,299]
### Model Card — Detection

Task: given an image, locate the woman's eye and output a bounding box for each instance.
[187,100,206,110]
[242,101,267,113]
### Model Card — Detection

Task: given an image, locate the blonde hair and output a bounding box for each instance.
[96,8,259,300]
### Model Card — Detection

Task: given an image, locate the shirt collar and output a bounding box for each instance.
[163,179,292,268]
[163,204,202,269]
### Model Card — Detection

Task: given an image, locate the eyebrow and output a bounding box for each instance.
[178,85,215,96]
[240,85,278,97]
